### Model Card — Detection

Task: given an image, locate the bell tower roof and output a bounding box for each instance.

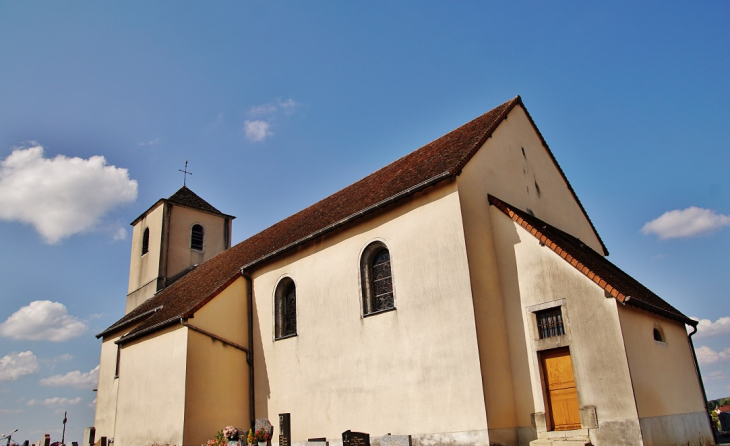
[167,185,227,216]
[131,186,235,225]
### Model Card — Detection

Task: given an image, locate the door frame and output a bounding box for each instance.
[539,346,580,432]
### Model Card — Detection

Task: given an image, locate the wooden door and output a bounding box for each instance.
[541,348,581,431]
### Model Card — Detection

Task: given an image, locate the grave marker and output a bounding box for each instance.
[342,430,369,446]
[279,413,291,446]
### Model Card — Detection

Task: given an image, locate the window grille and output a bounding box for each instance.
[141,227,149,255]
[191,224,204,251]
[275,279,297,339]
[536,307,565,339]
[371,249,394,312]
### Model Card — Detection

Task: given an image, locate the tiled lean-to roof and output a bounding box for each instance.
[488,195,695,326]
[99,96,609,342]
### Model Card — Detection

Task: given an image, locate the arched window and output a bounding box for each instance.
[141,227,149,255]
[653,326,666,343]
[191,224,204,251]
[361,242,395,316]
[275,277,297,339]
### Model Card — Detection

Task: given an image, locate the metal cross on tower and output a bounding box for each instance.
[179,158,193,186]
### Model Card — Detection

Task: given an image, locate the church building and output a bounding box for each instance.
[94,97,714,446]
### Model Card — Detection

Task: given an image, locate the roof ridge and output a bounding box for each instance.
[104,97,614,344]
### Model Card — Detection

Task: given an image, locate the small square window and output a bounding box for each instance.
[536,307,565,339]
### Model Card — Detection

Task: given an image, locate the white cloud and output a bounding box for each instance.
[695,345,730,365]
[88,397,97,408]
[112,227,128,241]
[137,137,161,147]
[248,103,278,117]
[0,144,138,243]
[706,370,726,381]
[244,120,273,142]
[40,365,99,389]
[641,207,730,239]
[27,396,81,407]
[0,408,23,414]
[0,301,87,342]
[0,351,39,382]
[278,98,299,114]
[243,99,300,142]
[691,316,730,339]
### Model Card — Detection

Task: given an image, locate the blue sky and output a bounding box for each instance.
[1,1,728,443]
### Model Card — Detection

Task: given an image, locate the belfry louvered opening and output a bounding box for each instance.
[191,224,204,251]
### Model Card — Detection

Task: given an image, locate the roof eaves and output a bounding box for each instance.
[489,195,625,301]
[116,316,180,345]
[488,195,691,326]
[182,271,243,318]
[624,296,697,327]
[130,199,166,226]
[96,305,164,339]
[241,171,454,271]
[167,200,236,220]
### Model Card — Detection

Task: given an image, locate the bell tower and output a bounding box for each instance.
[125,186,235,313]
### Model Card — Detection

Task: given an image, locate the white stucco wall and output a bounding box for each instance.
[454,103,608,445]
[95,325,136,443]
[166,204,230,280]
[128,203,165,295]
[184,277,251,445]
[490,211,643,445]
[618,305,713,446]
[251,181,489,443]
[113,325,189,446]
[126,202,231,313]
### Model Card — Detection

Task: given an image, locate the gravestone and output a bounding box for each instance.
[279,413,291,446]
[83,427,95,446]
[342,430,369,446]
[380,434,411,446]
[306,437,328,446]
[255,418,274,446]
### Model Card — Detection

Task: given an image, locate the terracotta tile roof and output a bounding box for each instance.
[99,96,608,342]
[130,186,235,226]
[167,185,228,215]
[488,195,695,326]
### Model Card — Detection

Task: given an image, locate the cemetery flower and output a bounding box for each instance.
[254,427,271,443]
[247,429,254,445]
[223,426,238,441]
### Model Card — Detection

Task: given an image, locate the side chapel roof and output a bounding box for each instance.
[488,195,694,326]
[100,96,614,342]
